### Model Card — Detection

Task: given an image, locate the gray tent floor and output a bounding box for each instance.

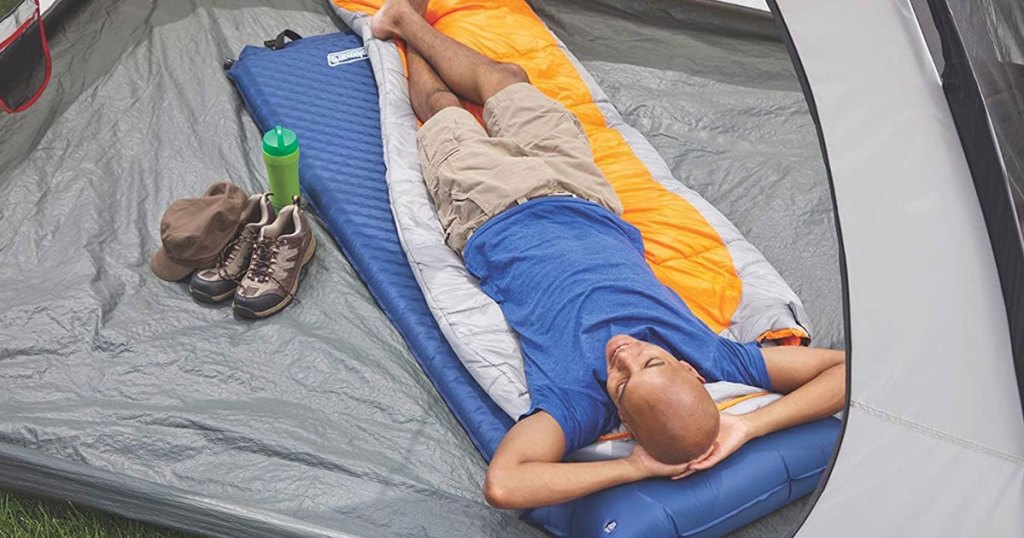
[0,0,840,537]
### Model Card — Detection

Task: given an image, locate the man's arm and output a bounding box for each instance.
[747,346,846,434]
[690,346,845,471]
[484,411,692,509]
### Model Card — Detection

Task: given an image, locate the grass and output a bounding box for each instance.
[0,490,191,538]
[0,0,21,18]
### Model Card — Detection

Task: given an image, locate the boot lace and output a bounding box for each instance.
[215,230,255,282]
[245,237,300,302]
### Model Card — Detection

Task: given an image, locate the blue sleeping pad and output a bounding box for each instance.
[227,31,840,538]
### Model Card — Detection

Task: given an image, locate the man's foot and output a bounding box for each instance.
[371,0,415,41]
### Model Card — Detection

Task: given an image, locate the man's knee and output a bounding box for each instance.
[424,88,461,116]
[482,63,530,100]
[497,63,529,85]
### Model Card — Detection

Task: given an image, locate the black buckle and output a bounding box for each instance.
[264,30,303,51]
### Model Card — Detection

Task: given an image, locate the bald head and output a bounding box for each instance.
[618,363,720,465]
[604,334,721,465]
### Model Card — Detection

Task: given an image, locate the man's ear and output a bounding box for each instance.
[680,361,707,384]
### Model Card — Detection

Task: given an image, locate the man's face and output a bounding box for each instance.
[604,334,707,410]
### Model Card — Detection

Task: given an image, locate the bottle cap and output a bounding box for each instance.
[262,125,298,157]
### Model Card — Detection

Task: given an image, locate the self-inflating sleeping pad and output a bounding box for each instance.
[227,25,839,537]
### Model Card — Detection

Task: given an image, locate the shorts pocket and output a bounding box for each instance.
[423,128,461,169]
[445,176,497,221]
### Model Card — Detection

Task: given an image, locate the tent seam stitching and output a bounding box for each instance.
[850,401,1024,465]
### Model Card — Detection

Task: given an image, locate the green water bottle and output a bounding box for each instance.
[262,125,301,211]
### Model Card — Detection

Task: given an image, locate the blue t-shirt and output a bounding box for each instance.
[464,198,771,454]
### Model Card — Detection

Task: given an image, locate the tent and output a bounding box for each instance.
[0,0,1021,536]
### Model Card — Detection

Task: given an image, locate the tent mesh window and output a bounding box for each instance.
[0,0,50,113]
[959,0,1024,227]
[928,0,1024,405]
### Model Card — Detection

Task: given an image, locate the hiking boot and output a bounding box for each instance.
[189,193,275,303]
[233,203,317,318]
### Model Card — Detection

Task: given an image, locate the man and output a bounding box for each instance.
[371,0,845,510]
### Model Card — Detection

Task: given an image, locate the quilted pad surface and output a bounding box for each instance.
[228,32,515,459]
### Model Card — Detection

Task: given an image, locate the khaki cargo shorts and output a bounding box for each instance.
[416,82,624,253]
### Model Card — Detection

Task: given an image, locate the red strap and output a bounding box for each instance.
[0,0,52,114]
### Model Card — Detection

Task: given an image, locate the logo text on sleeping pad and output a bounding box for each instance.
[327,47,368,67]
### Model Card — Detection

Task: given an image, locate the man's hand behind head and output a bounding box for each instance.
[627,442,715,481]
[687,413,754,472]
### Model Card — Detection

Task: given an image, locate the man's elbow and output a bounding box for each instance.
[828,359,847,414]
[824,348,846,369]
[483,468,520,509]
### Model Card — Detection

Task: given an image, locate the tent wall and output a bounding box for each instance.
[0,0,66,49]
[0,0,55,46]
[767,0,1024,534]
[925,0,1024,416]
[695,0,769,15]
[0,0,75,112]
[909,0,945,74]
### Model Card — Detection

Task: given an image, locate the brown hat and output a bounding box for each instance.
[150,182,248,282]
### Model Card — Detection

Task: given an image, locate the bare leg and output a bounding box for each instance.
[394,0,461,122]
[372,0,528,105]
[407,47,462,123]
